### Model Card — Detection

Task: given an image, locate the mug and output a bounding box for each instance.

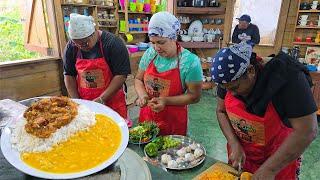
[151,4,156,13]
[120,20,126,32]
[137,3,144,12]
[129,2,136,12]
[313,1,318,5]
[125,34,134,42]
[306,37,312,43]
[311,4,317,9]
[299,20,308,26]
[299,15,308,20]
[295,36,302,42]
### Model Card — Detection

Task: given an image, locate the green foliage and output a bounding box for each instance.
[0,6,40,62]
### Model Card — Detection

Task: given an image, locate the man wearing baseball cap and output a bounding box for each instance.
[232,14,260,46]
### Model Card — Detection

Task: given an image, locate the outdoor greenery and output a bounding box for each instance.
[0,5,40,62]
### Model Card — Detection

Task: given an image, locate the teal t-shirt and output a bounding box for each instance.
[139,47,203,89]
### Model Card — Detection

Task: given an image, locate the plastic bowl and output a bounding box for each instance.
[126,45,139,53]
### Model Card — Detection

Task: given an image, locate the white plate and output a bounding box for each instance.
[188,20,203,37]
[0,98,129,179]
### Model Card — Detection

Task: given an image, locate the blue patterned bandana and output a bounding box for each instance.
[148,12,181,40]
[211,42,253,84]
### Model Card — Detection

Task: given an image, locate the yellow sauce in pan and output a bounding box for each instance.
[21,114,121,173]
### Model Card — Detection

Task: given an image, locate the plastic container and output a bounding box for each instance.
[144,3,151,12]
[126,45,139,53]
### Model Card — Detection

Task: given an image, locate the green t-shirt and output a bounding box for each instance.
[139,47,203,89]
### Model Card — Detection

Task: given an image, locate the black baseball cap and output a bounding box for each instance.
[236,14,251,23]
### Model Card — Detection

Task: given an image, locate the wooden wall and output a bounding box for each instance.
[0,58,64,101]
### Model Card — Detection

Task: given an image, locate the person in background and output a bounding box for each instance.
[211,42,318,179]
[134,12,203,135]
[63,13,132,127]
[232,14,260,46]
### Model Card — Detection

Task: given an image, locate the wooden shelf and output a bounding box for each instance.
[178,41,219,48]
[293,42,320,46]
[98,25,117,28]
[97,19,117,22]
[296,26,320,29]
[298,10,320,13]
[61,3,115,9]
[176,7,225,15]
[118,10,152,14]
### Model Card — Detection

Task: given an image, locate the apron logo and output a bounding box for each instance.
[145,76,170,97]
[79,70,105,88]
[229,117,265,145]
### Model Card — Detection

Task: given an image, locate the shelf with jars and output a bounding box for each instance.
[174,0,225,50]
[59,0,119,48]
[293,0,320,48]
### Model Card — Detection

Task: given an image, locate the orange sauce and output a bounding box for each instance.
[21,114,121,173]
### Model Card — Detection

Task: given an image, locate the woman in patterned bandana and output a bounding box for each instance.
[211,42,318,179]
[134,12,203,135]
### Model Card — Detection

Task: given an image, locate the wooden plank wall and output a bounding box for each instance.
[281,0,298,51]
[0,58,64,101]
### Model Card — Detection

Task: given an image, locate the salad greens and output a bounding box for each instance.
[129,122,159,143]
[145,136,181,157]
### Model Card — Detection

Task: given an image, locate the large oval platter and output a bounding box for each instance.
[1,98,129,179]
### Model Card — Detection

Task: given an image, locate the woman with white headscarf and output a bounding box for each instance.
[134,12,203,135]
[63,13,132,127]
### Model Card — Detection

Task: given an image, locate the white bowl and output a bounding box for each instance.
[192,36,204,42]
[181,35,192,42]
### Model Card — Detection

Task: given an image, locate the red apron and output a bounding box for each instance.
[139,45,188,135]
[225,92,300,179]
[75,32,127,118]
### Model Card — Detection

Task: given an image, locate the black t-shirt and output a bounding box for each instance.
[217,67,317,127]
[63,31,130,76]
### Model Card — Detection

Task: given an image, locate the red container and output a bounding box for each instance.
[295,36,302,42]
[306,37,312,43]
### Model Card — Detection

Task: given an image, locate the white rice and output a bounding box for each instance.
[10,104,96,153]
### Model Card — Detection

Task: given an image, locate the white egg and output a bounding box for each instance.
[189,142,198,150]
[194,148,204,158]
[185,146,192,153]
[161,154,172,164]
[176,157,185,164]
[176,147,187,157]
[184,153,195,162]
[167,160,178,168]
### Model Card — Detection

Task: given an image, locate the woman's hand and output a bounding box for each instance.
[229,141,246,169]
[148,97,166,112]
[136,95,149,107]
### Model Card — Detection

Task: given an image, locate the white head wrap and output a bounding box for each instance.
[148,12,181,40]
[68,13,95,39]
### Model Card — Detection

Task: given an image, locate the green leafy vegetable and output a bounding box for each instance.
[145,142,159,157]
[129,121,159,143]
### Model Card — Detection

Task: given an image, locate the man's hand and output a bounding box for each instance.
[229,141,246,169]
[252,167,276,180]
[148,97,166,112]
